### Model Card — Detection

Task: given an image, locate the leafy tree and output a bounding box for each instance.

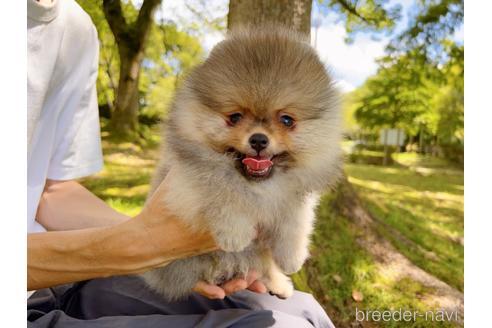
[341,91,362,136]
[318,0,401,38]
[354,52,436,131]
[350,0,463,161]
[78,0,120,116]
[391,0,463,61]
[434,44,463,162]
[140,23,204,124]
[78,0,204,136]
[102,0,162,140]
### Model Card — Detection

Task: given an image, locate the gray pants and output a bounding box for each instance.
[28,275,335,328]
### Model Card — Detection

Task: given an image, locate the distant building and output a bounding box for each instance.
[379,129,406,147]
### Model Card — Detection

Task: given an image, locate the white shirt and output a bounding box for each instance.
[27,0,103,233]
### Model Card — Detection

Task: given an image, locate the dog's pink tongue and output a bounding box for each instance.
[242,157,273,171]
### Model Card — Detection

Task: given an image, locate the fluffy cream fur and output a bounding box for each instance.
[141,26,343,301]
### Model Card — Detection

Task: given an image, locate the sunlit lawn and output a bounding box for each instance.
[79,140,157,217]
[347,153,464,291]
[293,191,460,328]
[293,153,463,327]
[81,142,463,327]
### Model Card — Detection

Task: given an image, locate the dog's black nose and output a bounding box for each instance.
[249,133,269,152]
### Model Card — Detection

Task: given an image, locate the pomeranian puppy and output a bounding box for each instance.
[142,26,342,301]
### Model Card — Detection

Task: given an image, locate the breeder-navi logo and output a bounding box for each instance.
[355,307,459,323]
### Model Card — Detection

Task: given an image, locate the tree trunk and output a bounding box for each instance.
[419,123,425,154]
[110,48,143,138]
[228,0,312,38]
[396,128,401,153]
[382,129,389,165]
[103,0,161,141]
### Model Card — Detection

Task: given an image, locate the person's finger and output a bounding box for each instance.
[247,280,268,293]
[244,270,267,293]
[222,278,248,295]
[245,270,260,285]
[193,281,226,299]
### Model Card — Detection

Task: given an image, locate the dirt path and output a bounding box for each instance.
[333,176,464,325]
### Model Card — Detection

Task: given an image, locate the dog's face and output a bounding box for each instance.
[218,106,299,180]
[170,28,341,185]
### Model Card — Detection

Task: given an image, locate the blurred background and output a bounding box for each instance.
[76,0,464,326]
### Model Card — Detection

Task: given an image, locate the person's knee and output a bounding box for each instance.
[291,291,333,328]
[293,291,321,312]
[233,310,313,328]
[269,310,316,328]
[228,290,334,328]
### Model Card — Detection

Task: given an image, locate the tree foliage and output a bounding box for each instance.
[354,52,438,133]
[349,0,463,162]
[77,0,203,130]
[78,0,119,112]
[433,44,463,161]
[78,0,462,155]
[318,0,401,40]
[394,0,463,60]
[352,45,462,158]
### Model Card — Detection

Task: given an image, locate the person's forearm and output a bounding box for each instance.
[36,180,129,230]
[28,214,217,291]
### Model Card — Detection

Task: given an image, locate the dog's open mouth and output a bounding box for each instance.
[227,148,279,180]
[242,156,274,178]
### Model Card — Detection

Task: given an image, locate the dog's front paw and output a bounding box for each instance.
[273,246,308,274]
[213,225,255,252]
[265,272,294,299]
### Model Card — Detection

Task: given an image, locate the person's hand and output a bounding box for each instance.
[193,270,267,299]
[132,168,219,267]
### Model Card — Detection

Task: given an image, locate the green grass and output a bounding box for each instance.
[293,192,457,327]
[392,152,458,169]
[80,140,158,217]
[292,152,463,327]
[345,160,464,291]
[82,142,463,327]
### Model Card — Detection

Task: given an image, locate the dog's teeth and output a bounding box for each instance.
[246,166,270,175]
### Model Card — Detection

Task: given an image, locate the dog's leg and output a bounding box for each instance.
[160,167,256,253]
[211,224,256,252]
[271,194,318,274]
[142,254,214,301]
[260,250,294,299]
[206,208,257,253]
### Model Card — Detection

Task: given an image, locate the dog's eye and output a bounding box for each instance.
[228,113,243,126]
[280,115,295,128]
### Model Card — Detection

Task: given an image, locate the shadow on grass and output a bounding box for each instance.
[293,193,456,328]
[367,200,464,291]
[344,164,464,292]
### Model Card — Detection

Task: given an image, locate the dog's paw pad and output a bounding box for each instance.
[268,291,289,300]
